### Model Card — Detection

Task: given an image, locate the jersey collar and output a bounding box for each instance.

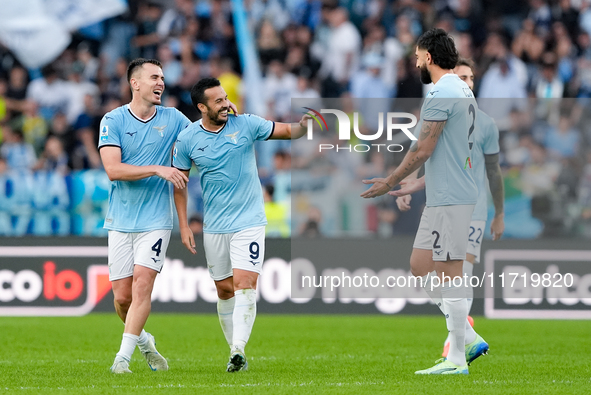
[198,119,227,134]
[127,104,158,123]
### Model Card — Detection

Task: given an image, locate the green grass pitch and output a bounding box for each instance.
[0,314,588,394]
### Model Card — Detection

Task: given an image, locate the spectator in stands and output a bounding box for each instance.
[157,43,183,88]
[534,52,564,98]
[13,100,48,156]
[66,64,100,124]
[0,125,36,171]
[544,112,580,159]
[0,79,7,140]
[4,66,28,118]
[34,136,69,175]
[361,24,404,95]
[319,7,361,97]
[257,19,285,67]
[133,2,163,60]
[26,64,71,121]
[210,57,243,113]
[521,142,561,197]
[299,206,322,238]
[350,53,392,98]
[264,59,298,122]
[157,0,195,39]
[263,184,290,237]
[76,42,100,83]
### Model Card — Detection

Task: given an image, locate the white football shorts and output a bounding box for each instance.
[108,229,171,281]
[466,220,486,263]
[413,205,474,261]
[203,226,266,281]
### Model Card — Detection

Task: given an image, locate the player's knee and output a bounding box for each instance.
[217,287,234,299]
[114,293,132,310]
[233,277,257,291]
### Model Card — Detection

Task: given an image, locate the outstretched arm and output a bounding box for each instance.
[361,120,446,198]
[269,113,312,140]
[485,153,505,240]
[173,169,196,254]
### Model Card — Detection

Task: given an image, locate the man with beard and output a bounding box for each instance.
[361,29,481,374]
[100,59,237,374]
[173,77,310,372]
[392,58,504,364]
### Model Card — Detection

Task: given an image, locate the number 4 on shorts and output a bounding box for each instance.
[152,238,163,256]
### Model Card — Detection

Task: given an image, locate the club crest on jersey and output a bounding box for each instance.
[100,126,108,142]
[225,131,240,144]
[153,125,167,137]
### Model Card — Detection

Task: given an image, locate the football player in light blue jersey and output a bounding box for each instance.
[362,29,483,375]
[99,59,237,374]
[394,59,505,363]
[173,78,311,372]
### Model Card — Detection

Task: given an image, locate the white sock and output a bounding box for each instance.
[116,333,138,362]
[441,281,468,366]
[424,271,475,346]
[422,271,444,314]
[137,330,152,352]
[232,289,257,352]
[463,260,474,314]
[217,297,235,347]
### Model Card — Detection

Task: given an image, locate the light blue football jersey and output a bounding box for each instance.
[471,109,500,221]
[173,114,274,233]
[421,73,478,207]
[98,105,191,232]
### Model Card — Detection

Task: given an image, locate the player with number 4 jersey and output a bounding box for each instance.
[99,58,237,375]
[173,78,311,372]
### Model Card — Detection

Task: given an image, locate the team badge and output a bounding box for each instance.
[225,131,239,144]
[153,125,167,137]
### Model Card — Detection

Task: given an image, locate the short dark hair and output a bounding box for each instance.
[416,28,459,70]
[191,77,221,108]
[126,58,162,83]
[456,58,475,73]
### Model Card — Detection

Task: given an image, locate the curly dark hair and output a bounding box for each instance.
[191,77,221,108]
[126,58,162,83]
[416,28,458,70]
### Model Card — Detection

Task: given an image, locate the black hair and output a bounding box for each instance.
[126,58,162,83]
[416,28,459,70]
[191,77,221,109]
[41,64,57,79]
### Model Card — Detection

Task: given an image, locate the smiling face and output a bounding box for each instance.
[200,85,230,126]
[130,63,165,106]
[455,64,474,90]
[415,47,432,84]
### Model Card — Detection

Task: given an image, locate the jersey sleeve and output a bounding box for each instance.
[421,96,452,122]
[483,117,500,155]
[98,113,122,149]
[245,114,275,141]
[172,134,192,171]
[174,109,191,132]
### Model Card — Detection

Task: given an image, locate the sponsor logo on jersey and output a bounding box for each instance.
[464,157,472,169]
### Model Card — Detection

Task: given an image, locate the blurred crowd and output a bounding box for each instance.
[1,0,591,237]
